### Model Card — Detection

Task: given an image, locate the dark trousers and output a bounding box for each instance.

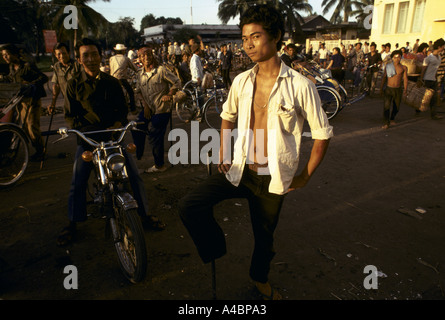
[221,68,232,89]
[178,167,286,283]
[68,145,149,222]
[131,111,170,166]
[424,80,438,117]
[331,68,344,84]
[366,70,379,92]
[353,66,362,87]
[119,79,136,110]
[383,86,402,124]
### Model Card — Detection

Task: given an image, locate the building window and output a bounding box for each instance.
[411,0,426,33]
[397,2,410,33]
[383,3,394,34]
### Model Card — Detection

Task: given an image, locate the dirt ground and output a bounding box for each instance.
[1,75,445,308]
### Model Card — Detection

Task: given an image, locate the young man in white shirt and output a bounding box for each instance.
[109,43,138,111]
[189,43,204,85]
[179,4,332,300]
[318,43,329,68]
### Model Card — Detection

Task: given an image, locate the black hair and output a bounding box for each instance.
[286,43,297,50]
[53,42,70,53]
[74,38,102,58]
[434,38,445,49]
[417,42,429,52]
[239,3,284,51]
[391,50,402,58]
[1,43,20,57]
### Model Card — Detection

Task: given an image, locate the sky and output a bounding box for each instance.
[88,0,327,30]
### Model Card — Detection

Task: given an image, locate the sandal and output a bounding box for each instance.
[141,215,166,231]
[255,282,282,300]
[57,225,76,246]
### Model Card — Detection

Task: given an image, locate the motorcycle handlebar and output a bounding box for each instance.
[57,121,141,147]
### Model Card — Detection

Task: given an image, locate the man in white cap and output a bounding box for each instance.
[109,43,138,112]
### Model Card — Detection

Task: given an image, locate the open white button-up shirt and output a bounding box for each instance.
[220,62,334,195]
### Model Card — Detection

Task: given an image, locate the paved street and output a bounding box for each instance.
[1,83,445,302]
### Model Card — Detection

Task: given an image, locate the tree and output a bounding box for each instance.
[0,0,54,56]
[216,0,258,24]
[172,27,198,44]
[50,0,110,47]
[140,13,182,33]
[101,17,141,50]
[278,0,313,43]
[216,0,312,43]
[321,0,354,23]
[350,0,373,28]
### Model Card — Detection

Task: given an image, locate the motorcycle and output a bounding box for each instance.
[55,121,147,283]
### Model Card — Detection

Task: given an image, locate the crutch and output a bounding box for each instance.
[40,109,54,170]
[206,149,217,300]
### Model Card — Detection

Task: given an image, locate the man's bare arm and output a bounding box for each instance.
[403,65,408,93]
[288,139,330,192]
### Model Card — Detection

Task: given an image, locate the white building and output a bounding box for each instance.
[142,24,241,46]
[370,0,445,47]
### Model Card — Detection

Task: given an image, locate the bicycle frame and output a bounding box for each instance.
[182,80,224,113]
[0,85,33,187]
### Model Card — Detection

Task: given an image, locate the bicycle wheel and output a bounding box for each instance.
[0,124,29,187]
[317,87,340,120]
[175,89,196,122]
[111,200,147,283]
[203,95,223,130]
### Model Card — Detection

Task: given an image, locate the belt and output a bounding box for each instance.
[247,162,269,172]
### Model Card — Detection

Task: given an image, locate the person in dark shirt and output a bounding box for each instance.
[280,43,298,68]
[57,38,165,246]
[178,52,191,85]
[219,43,233,89]
[366,42,382,95]
[1,43,48,161]
[326,47,345,83]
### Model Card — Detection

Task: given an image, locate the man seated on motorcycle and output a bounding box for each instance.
[57,38,165,246]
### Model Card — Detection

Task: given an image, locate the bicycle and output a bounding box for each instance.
[0,84,33,187]
[54,121,148,283]
[294,59,377,120]
[175,78,228,130]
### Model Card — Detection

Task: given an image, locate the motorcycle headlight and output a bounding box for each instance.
[107,153,126,172]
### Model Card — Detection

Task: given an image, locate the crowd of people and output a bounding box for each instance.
[101,35,238,89]
[0,2,444,300]
[279,37,445,126]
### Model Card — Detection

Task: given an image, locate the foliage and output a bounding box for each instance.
[50,0,110,47]
[321,0,354,23]
[0,0,110,56]
[350,0,373,27]
[140,13,183,33]
[216,0,312,44]
[99,17,142,50]
[172,27,198,44]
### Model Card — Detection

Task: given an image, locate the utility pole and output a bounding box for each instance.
[191,0,193,24]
